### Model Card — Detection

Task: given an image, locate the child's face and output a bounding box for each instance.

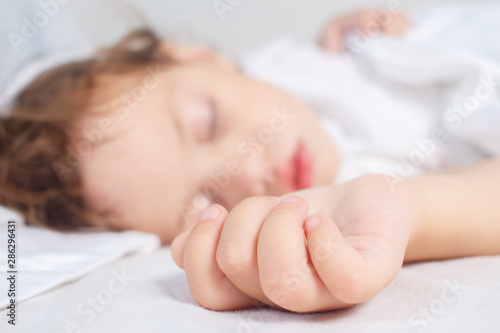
[79,59,338,243]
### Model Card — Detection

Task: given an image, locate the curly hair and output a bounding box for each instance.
[0,29,174,230]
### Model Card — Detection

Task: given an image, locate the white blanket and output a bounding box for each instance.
[0,206,160,309]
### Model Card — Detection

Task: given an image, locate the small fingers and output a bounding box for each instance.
[305,214,394,304]
[319,23,343,53]
[216,196,281,306]
[319,9,409,54]
[184,204,254,310]
[258,196,341,312]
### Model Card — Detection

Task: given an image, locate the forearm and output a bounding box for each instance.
[405,159,500,262]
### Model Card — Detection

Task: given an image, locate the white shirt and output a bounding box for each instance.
[242,4,500,183]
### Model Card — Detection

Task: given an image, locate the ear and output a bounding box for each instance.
[159,42,238,72]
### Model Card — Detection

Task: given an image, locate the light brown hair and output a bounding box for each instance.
[0,29,173,230]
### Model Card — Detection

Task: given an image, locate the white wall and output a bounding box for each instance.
[1,0,497,91]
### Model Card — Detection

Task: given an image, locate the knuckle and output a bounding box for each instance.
[266,210,290,223]
[267,205,306,224]
[216,243,251,275]
[261,272,287,303]
[228,196,271,219]
[333,274,371,304]
[227,195,279,223]
[260,270,313,311]
[237,196,268,209]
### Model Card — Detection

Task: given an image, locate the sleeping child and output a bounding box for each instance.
[1,6,499,313]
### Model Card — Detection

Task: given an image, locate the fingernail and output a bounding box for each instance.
[304,215,321,235]
[280,196,300,204]
[200,205,221,221]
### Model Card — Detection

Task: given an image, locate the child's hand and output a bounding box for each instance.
[171,175,416,313]
[319,8,410,53]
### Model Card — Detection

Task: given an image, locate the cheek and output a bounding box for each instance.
[153,223,181,245]
[118,193,182,243]
[307,128,338,185]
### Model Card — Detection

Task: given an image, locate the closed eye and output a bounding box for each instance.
[187,92,219,143]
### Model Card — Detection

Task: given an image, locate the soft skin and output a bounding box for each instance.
[171,159,500,313]
[172,175,416,312]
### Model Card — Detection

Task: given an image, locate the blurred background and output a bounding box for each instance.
[0,0,497,93]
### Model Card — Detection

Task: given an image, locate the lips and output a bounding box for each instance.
[276,141,313,192]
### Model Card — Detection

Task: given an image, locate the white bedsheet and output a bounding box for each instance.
[2,247,499,332]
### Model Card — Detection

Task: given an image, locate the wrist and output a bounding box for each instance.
[401,178,426,262]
